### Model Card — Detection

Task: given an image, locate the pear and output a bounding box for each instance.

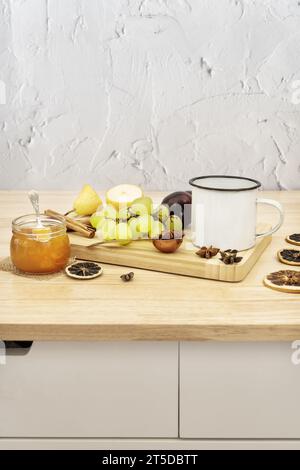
[73,184,102,216]
[106,184,143,210]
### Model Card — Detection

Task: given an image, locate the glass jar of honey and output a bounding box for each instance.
[10,215,70,274]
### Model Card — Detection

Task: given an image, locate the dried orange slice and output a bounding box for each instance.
[264,270,300,293]
[286,234,300,246]
[278,249,300,266]
[65,261,103,280]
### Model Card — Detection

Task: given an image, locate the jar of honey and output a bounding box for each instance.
[10,215,71,274]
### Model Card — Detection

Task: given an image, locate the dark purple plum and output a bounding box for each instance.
[162,191,192,228]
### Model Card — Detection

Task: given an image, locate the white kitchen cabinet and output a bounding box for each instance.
[0,342,178,438]
[180,342,300,439]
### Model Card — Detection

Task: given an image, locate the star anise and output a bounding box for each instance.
[220,249,243,265]
[120,272,135,282]
[196,245,220,259]
[267,270,300,286]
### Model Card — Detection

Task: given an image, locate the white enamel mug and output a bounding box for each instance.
[189,175,284,251]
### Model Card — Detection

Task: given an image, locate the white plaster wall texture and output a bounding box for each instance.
[0,0,299,191]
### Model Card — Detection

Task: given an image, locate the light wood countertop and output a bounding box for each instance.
[0,191,299,341]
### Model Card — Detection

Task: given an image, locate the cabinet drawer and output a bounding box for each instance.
[0,342,178,438]
[180,342,300,438]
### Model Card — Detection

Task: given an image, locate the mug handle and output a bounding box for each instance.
[256,198,284,239]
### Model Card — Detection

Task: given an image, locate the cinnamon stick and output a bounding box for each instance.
[45,209,96,239]
[64,211,91,226]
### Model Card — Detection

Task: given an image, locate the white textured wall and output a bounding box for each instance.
[0,0,300,190]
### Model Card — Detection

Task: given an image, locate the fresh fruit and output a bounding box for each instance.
[162,191,192,228]
[149,220,164,239]
[73,184,102,216]
[90,210,106,229]
[118,206,131,221]
[166,215,183,233]
[131,196,153,217]
[116,222,133,245]
[99,219,117,241]
[152,231,183,253]
[128,217,140,240]
[152,204,170,222]
[136,214,154,236]
[106,184,143,210]
[104,204,118,220]
[91,205,118,229]
[65,261,103,280]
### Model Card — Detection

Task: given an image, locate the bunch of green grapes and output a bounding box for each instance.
[90,196,183,244]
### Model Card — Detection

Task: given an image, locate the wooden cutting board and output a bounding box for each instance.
[69,226,272,282]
